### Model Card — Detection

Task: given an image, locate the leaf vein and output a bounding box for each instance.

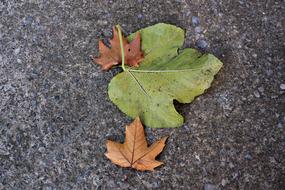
[127,70,150,97]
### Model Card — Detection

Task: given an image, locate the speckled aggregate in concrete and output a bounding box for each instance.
[0,0,284,189]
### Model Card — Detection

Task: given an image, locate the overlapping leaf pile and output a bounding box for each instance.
[93,23,223,171]
[94,23,223,128]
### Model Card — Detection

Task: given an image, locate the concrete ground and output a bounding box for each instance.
[0,0,284,189]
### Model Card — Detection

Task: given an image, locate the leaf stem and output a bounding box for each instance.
[116,25,126,71]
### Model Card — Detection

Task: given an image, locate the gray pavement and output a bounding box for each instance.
[0,0,284,189]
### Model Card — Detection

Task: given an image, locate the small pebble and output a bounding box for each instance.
[229,162,234,168]
[204,184,216,190]
[253,90,260,98]
[232,172,238,179]
[244,153,253,160]
[258,87,264,92]
[26,15,33,22]
[195,26,203,33]
[280,84,285,90]
[98,20,108,25]
[268,157,276,164]
[14,48,20,55]
[103,29,112,37]
[277,123,283,128]
[196,39,208,49]
[38,147,45,153]
[192,16,200,26]
[0,149,10,156]
[221,179,227,186]
[22,15,33,26]
[31,100,37,107]
[266,69,273,76]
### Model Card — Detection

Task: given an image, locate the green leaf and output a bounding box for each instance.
[108,23,223,128]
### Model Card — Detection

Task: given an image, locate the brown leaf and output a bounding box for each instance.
[105,117,167,171]
[93,27,144,70]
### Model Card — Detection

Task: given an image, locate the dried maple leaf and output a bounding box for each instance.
[93,27,144,70]
[105,117,167,171]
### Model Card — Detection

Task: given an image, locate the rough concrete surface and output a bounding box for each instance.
[0,0,284,189]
